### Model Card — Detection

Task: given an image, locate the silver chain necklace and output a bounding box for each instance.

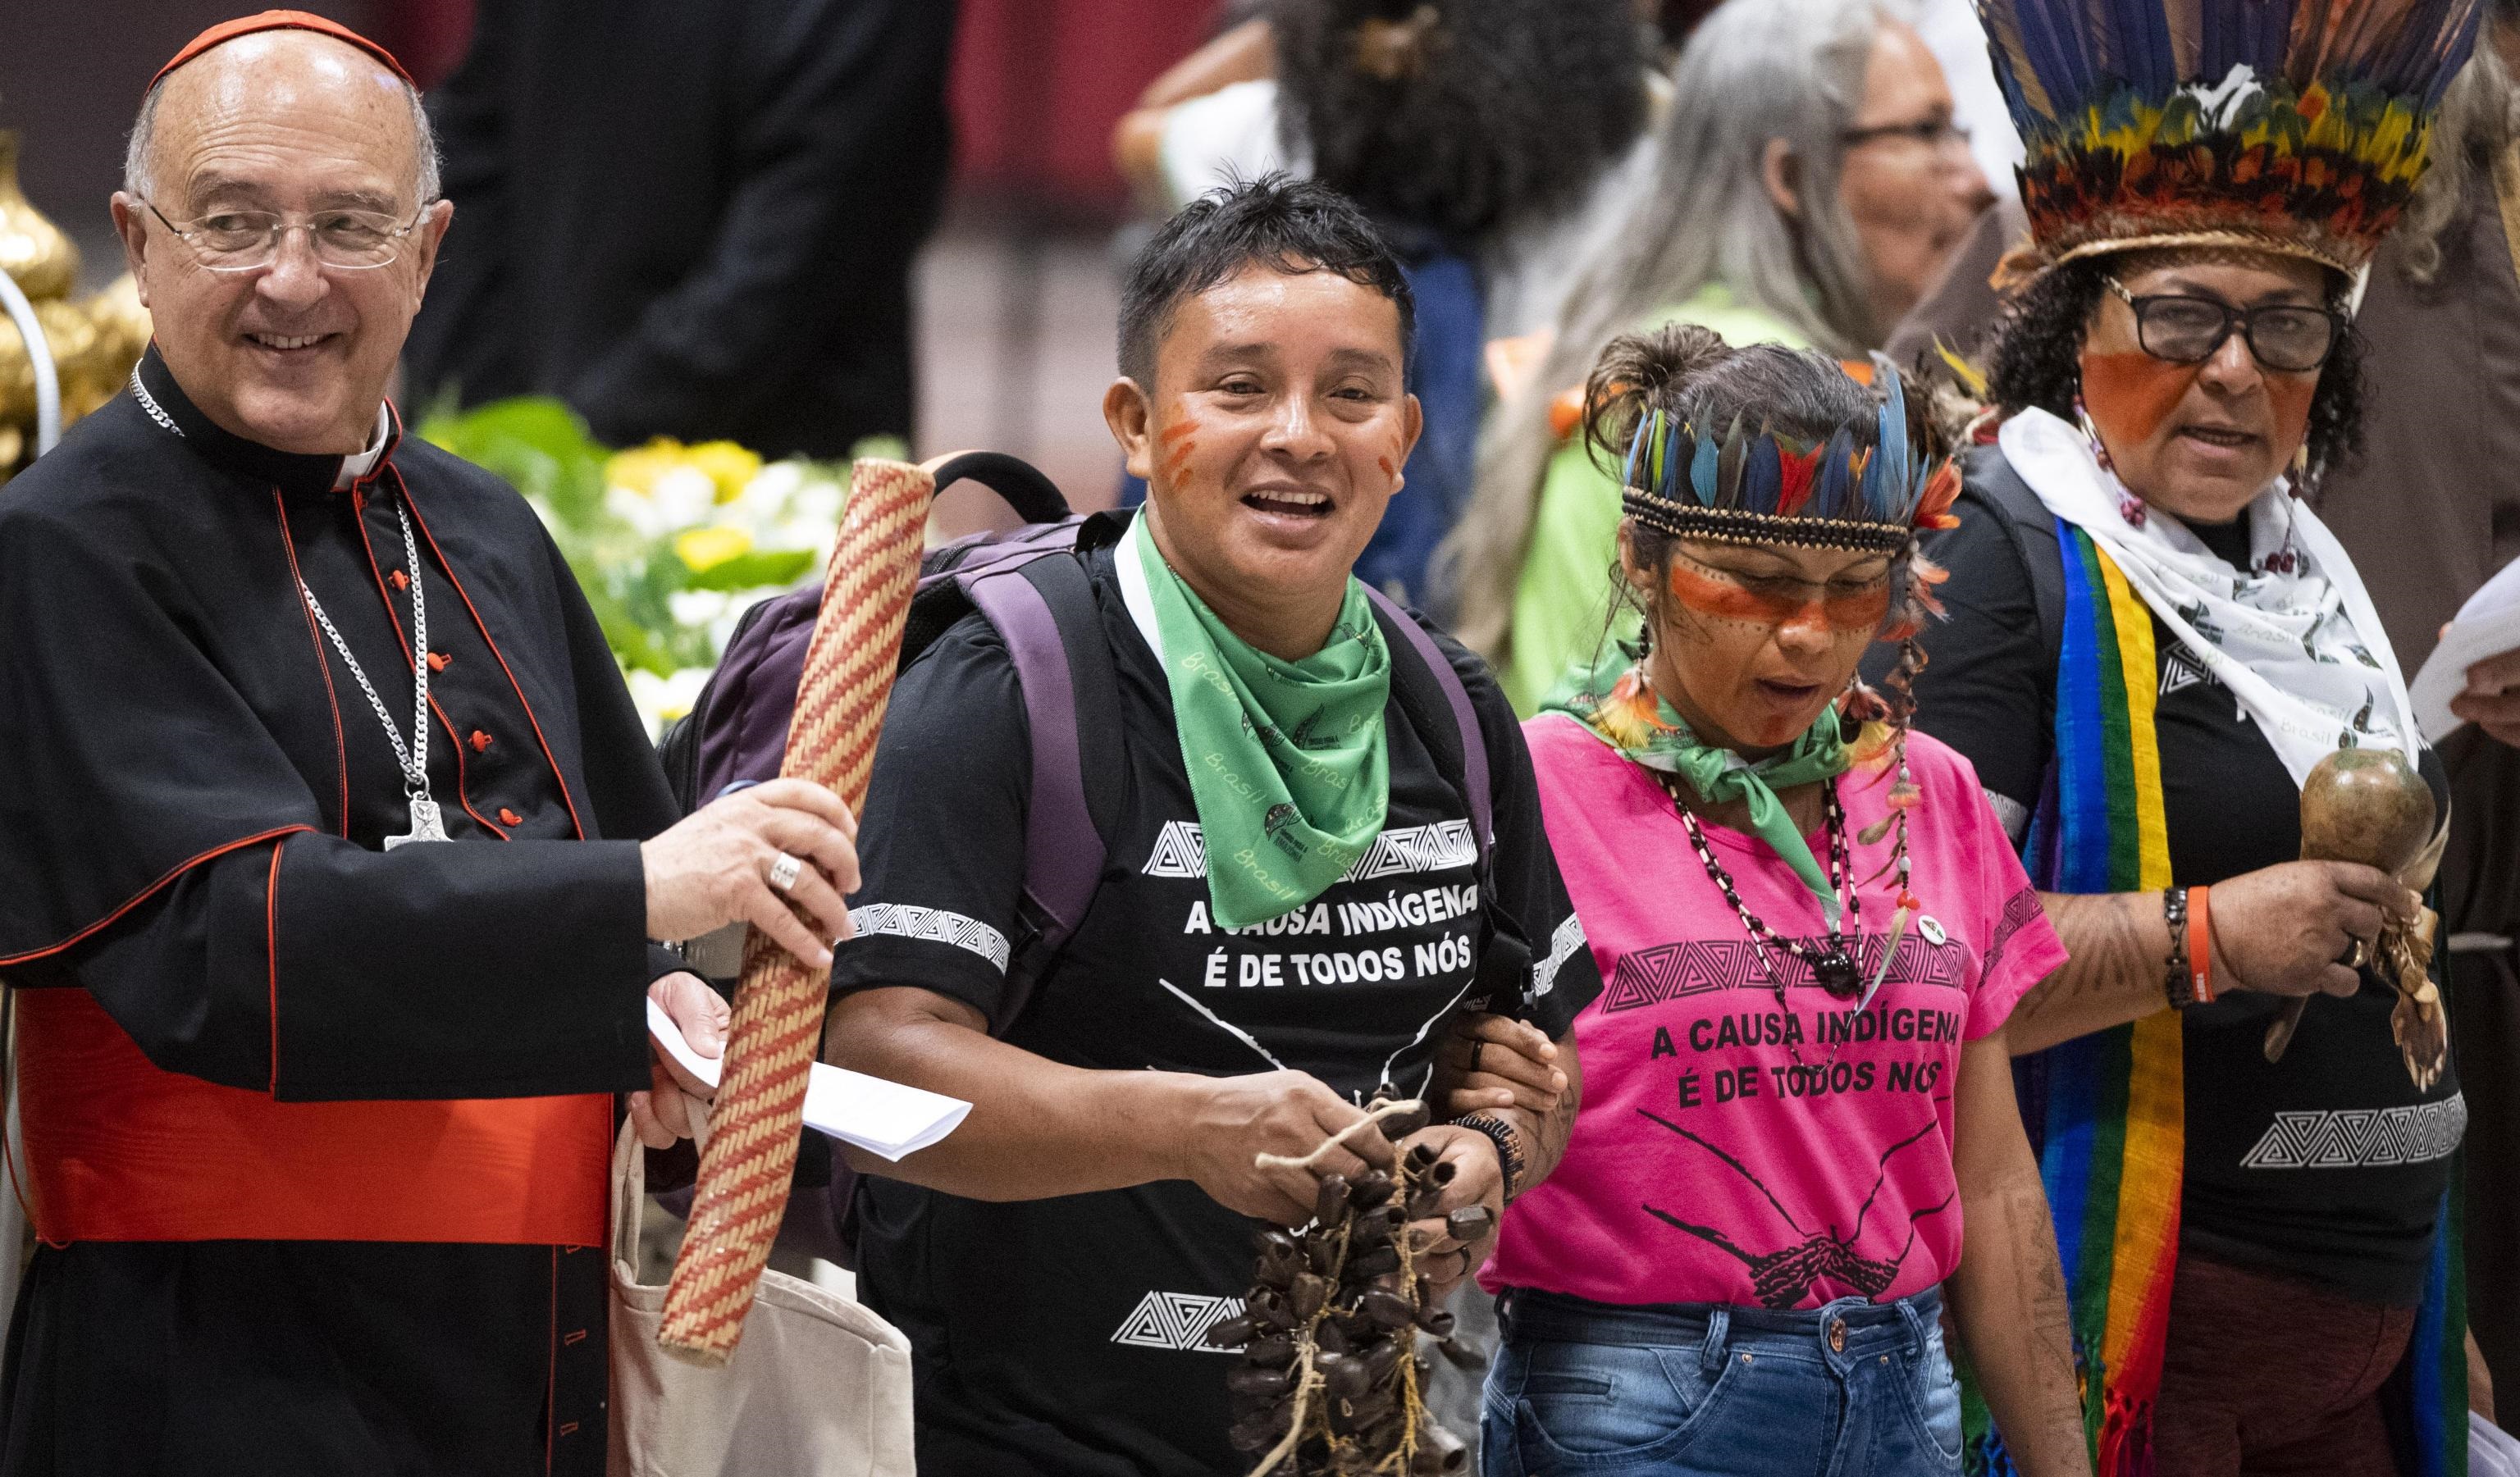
[299,498,448,849]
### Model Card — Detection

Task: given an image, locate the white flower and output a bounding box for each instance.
[668,588,735,630]
[625,666,714,738]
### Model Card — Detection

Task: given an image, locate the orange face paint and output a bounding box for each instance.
[1664,554,1892,631]
[2263,372,2315,455]
[1157,421,1197,447]
[1161,439,1198,483]
[2078,350,2196,448]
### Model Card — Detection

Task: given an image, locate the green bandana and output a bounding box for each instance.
[1541,649,1851,920]
[1132,513,1393,929]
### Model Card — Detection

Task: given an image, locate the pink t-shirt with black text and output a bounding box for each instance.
[1482,716,2067,1311]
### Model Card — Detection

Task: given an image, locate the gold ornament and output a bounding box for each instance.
[0,130,79,303]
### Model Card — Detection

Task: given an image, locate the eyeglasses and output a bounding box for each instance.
[1838,116,1972,156]
[2105,278,2343,374]
[141,198,434,272]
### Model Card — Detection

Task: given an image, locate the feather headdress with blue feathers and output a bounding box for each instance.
[1618,353,1961,556]
[1983,0,2483,269]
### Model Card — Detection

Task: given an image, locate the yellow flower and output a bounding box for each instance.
[606,439,689,498]
[605,437,763,505]
[674,526,753,572]
[685,440,763,504]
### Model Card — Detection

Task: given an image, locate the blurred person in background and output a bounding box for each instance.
[402,0,956,459]
[1444,0,1996,716]
[1888,0,2520,1407]
[1114,0,1653,609]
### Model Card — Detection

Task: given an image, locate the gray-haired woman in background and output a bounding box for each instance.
[1445,0,1993,713]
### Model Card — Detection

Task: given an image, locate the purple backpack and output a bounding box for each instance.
[657,452,1516,1262]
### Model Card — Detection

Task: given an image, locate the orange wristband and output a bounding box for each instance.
[2187,884,2216,1004]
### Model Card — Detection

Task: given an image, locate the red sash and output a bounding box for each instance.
[16,989,608,1245]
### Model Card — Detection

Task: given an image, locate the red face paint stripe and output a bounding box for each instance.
[1664,559,1892,631]
[273,491,351,833]
[0,826,317,969]
[267,836,285,1093]
[350,497,510,841]
[1157,421,1196,446]
[396,472,588,841]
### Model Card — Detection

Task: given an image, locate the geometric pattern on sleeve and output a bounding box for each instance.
[1532,914,1589,999]
[847,902,1013,973]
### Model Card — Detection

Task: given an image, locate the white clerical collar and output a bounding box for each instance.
[331,404,393,490]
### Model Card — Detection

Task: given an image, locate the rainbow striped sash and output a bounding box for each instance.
[1961,521,2468,1477]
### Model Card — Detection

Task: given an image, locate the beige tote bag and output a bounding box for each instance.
[607,1119,916,1476]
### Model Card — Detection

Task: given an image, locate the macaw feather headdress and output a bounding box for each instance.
[1984,0,2484,271]
[1619,354,1961,556]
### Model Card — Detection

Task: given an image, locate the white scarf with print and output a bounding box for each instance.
[1998,408,2421,787]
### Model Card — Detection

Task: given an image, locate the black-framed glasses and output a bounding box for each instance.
[2105,278,2343,373]
[141,198,434,272]
[1838,116,1971,154]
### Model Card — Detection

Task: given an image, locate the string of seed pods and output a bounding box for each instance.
[1203,1097,1495,1475]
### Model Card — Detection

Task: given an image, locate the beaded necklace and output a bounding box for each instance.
[1655,770,1864,1071]
[1654,741,1923,1072]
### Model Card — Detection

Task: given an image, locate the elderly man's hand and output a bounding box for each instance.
[2449,646,2520,749]
[630,971,728,1150]
[641,779,859,968]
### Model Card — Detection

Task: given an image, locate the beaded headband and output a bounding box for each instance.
[1618,354,1961,555]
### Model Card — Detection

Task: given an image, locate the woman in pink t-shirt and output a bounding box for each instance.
[1447,327,2087,1476]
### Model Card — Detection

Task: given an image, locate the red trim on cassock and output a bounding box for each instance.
[0,826,317,969]
[273,489,351,834]
[266,836,285,1092]
[350,491,509,840]
[395,470,590,841]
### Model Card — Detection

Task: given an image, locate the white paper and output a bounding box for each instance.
[646,999,970,1162]
[2412,555,2520,741]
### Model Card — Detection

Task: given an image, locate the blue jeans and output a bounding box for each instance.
[1481,1286,1962,1477]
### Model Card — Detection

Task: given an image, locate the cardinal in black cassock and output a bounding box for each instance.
[0,278,706,1477]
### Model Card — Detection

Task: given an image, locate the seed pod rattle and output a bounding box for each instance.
[1206,1098,1479,1475]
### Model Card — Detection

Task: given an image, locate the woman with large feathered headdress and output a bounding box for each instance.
[1881,2,2486,1475]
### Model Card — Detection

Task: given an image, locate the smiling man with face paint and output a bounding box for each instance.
[819,177,1600,1476]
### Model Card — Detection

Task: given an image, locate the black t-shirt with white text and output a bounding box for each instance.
[1879,473,2461,1306]
[829,540,1601,1476]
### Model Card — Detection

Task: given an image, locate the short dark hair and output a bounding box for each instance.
[1984,253,2367,475]
[1116,173,1415,389]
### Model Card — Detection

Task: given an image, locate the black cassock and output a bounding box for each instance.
[0,349,685,1476]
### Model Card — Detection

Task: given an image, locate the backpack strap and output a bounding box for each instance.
[1363,586,1491,855]
[1961,442,2067,676]
[960,549,1122,1033]
[1362,586,1533,1015]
